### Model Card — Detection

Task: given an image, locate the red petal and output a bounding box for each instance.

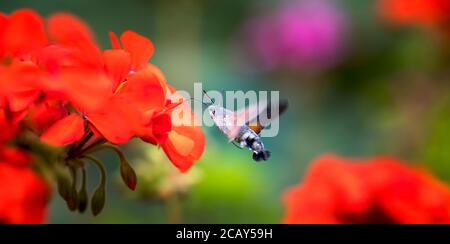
[87,112,134,144]
[48,13,94,47]
[48,13,102,68]
[118,66,166,112]
[120,31,154,70]
[0,163,49,224]
[31,45,76,74]
[40,114,85,146]
[0,13,8,57]
[7,90,40,112]
[109,32,121,49]
[86,97,137,144]
[103,49,131,91]
[0,110,19,143]
[4,60,44,93]
[141,112,172,145]
[2,9,47,57]
[0,12,6,28]
[9,109,28,125]
[46,69,112,112]
[0,62,43,112]
[146,64,168,96]
[0,146,32,167]
[162,123,205,173]
[25,100,68,134]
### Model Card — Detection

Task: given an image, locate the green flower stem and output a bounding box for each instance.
[68,131,94,157]
[82,155,107,216]
[83,144,125,161]
[76,138,106,157]
[84,144,137,190]
[82,155,106,187]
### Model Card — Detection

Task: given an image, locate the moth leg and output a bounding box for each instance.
[232,141,244,149]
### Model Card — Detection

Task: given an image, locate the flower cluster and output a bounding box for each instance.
[0,9,205,222]
[283,155,450,224]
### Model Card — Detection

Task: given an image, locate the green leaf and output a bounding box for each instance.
[77,168,88,213]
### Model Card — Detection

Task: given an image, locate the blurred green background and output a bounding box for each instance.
[2,0,450,223]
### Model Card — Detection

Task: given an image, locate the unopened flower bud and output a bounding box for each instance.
[120,161,137,191]
[91,183,106,216]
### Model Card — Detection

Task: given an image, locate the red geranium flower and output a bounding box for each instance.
[377,0,450,28]
[283,155,450,224]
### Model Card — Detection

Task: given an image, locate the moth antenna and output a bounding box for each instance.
[164,98,208,112]
[232,141,243,150]
[189,98,209,106]
[202,90,215,104]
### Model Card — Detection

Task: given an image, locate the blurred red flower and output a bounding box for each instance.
[0,9,47,58]
[283,155,450,224]
[0,163,49,224]
[0,104,49,224]
[377,0,450,28]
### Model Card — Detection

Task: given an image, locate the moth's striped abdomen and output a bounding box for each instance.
[236,126,271,162]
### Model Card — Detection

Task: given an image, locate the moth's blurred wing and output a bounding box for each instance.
[236,100,288,135]
[226,125,242,142]
[235,103,259,126]
[218,110,244,142]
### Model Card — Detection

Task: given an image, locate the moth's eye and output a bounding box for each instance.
[212,110,216,115]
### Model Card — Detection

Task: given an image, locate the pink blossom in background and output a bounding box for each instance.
[244,0,348,71]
